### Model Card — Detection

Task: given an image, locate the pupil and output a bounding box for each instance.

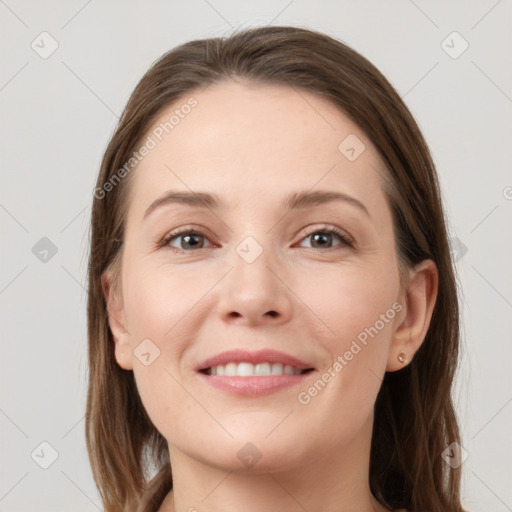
[183,234,201,249]
[179,233,334,250]
[313,233,330,247]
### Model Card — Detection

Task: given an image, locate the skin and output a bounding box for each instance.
[102,80,437,512]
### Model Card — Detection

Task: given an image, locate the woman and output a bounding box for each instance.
[86,25,466,512]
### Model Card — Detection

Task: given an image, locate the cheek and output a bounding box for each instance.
[120,259,216,434]
[122,258,200,344]
[300,258,400,346]
[294,261,400,413]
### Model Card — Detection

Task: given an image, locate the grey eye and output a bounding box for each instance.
[168,232,210,250]
[299,231,344,249]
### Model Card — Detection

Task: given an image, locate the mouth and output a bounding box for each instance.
[196,349,316,396]
[199,363,314,377]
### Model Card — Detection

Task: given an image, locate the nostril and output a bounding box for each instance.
[266,311,278,317]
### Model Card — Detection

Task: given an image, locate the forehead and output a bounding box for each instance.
[126,80,387,219]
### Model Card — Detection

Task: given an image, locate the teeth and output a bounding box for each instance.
[271,363,283,375]
[208,362,302,376]
[255,363,271,376]
[237,362,253,377]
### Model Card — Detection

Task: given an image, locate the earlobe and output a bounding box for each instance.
[101,271,134,371]
[386,260,438,372]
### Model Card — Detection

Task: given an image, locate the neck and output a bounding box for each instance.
[159,412,389,512]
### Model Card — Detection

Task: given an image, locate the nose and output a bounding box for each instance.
[216,242,294,327]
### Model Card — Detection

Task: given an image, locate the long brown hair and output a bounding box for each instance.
[86,25,466,512]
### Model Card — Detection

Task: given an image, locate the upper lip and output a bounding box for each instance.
[196,349,315,372]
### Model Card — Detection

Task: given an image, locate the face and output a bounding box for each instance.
[107,81,408,472]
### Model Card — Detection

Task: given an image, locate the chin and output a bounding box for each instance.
[178,429,314,474]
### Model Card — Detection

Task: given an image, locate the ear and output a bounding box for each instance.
[101,270,133,370]
[386,259,438,372]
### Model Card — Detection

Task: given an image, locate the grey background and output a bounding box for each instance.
[1,1,511,510]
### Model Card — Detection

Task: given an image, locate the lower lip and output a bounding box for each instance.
[197,372,314,397]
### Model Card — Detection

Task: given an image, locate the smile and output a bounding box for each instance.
[202,362,310,376]
[196,349,316,396]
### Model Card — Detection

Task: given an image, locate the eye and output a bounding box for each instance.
[160,229,213,251]
[158,224,354,253]
[298,225,353,249]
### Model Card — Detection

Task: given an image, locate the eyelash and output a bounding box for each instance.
[157,224,354,253]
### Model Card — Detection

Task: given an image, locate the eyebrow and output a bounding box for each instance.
[143,189,370,219]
